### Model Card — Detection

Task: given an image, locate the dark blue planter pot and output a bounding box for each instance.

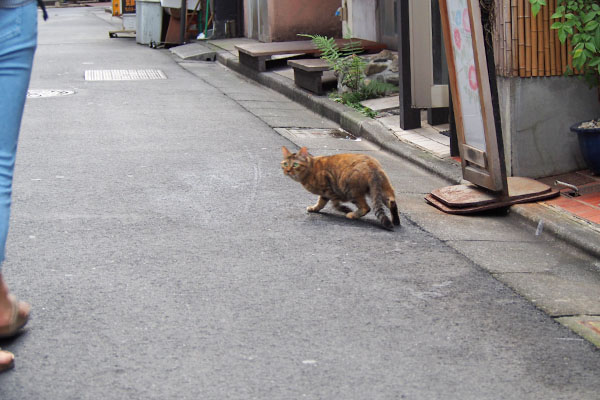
[571,121,600,175]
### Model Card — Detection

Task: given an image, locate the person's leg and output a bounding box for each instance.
[0,2,38,371]
[0,2,38,264]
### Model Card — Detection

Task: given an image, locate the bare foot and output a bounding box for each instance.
[0,275,30,338]
[0,296,30,331]
[0,349,14,373]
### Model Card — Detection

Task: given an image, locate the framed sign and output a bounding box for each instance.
[439,0,507,193]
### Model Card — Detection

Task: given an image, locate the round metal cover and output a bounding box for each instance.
[27,89,75,98]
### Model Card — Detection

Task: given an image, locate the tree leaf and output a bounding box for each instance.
[585,21,599,31]
[588,58,600,67]
[558,29,568,43]
[585,42,597,52]
[582,11,596,24]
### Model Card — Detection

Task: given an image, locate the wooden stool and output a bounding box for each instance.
[288,59,335,95]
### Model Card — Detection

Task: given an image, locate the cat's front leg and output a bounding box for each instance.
[307,196,328,213]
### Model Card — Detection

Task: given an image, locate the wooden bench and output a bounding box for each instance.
[235,39,386,72]
[287,59,336,95]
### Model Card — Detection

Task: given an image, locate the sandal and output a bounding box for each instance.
[0,348,14,373]
[0,294,30,339]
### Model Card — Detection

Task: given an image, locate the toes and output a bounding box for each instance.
[0,349,14,372]
[18,302,30,320]
[0,350,13,364]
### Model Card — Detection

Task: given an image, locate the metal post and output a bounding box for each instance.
[447,82,460,157]
[481,0,509,197]
[397,0,421,130]
[179,0,187,44]
[429,0,449,126]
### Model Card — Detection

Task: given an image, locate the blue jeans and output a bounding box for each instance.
[0,2,37,266]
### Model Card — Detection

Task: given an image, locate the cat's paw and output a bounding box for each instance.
[345,212,358,219]
[307,206,320,213]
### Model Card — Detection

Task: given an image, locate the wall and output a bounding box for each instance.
[244,0,269,41]
[244,0,340,42]
[266,0,341,42]
[498,76,597,178]
[346,0,377,41]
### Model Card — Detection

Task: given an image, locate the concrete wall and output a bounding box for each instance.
[498,76,597,178]
[348,0,377,40]
[244,0,269,41]
[244,0,340,42]
[265,0,341,42]
[243,0,252,37]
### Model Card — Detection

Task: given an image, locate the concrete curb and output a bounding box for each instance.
[215,51,600,260]
[510,202,600,256]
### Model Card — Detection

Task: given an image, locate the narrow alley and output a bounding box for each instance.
[1,5,599,399]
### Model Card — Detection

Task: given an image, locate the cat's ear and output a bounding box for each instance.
[298,147,310,158]
[282,146,292,158]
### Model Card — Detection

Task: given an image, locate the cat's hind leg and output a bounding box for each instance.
[346,196,370,219]
[307,196,328,213]
[332,200,353,214]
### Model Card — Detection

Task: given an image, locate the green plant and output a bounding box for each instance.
[360,79,398,99]
[330,93,379,118]
[299,34,397,117]
[530,0,600,87]
[298,34,366,91]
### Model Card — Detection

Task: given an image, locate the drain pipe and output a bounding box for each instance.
[179,0,187,44]
[554,180,580,196]
[204,0,210,37]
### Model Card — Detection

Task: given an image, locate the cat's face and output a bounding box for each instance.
[281,146,310,182]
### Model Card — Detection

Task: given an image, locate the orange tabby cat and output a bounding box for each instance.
[281,146,400,230]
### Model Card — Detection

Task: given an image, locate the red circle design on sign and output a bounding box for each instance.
[468,65,478,91]
[463,8,471,33]
[454,28,461,50]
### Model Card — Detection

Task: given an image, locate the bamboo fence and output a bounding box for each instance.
[494,0,574,77]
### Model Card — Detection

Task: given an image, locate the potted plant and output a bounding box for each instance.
[530,0,600,174]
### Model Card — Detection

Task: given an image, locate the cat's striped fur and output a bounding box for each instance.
[281,146,400,230]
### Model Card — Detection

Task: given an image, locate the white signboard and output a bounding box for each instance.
[439,0,506,192]
[445,0,486,150]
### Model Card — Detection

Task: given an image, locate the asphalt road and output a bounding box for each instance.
[0,6,599,399]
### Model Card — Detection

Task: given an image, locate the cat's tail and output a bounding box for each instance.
[370,175,394,231]
[389,199,400,226]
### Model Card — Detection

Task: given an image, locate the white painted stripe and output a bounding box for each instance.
[84,69,167,81]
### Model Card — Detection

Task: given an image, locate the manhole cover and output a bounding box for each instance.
[27,89,75,98]
[84,69,167,81]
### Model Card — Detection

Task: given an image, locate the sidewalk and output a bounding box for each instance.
[196,38,600,260]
